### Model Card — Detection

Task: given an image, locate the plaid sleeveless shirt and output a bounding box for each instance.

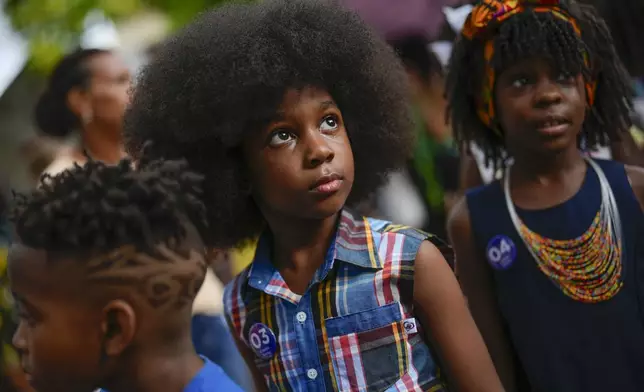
[224,210,452,391]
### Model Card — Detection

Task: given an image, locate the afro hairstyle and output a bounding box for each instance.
[124,0,414,248]
[446,0,633,169]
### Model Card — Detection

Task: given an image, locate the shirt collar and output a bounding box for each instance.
[334,209,384,269]
[247,209,384,291]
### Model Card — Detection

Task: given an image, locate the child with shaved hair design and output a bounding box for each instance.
[8,157,243,392]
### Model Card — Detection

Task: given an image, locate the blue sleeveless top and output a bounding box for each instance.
[466,159,644,392]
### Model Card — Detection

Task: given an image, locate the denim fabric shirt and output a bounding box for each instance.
[224,209,452,392]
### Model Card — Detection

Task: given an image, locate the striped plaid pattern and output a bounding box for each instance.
[329,317,408,391]
[224,210,451,391]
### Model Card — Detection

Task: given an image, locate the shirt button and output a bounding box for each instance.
[296,311,307,323]
[307,368,318,380]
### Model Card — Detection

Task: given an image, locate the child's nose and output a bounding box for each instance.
[305,133,335,168]
[533,78,563,108]
[12,322,28,352]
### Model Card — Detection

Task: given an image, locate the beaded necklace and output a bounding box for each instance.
[503,157,623,303]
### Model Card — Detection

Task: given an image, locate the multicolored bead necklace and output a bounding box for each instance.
[504,157,623,303]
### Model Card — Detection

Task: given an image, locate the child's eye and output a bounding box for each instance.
[268,130,294,146]
[511,77,529,88]
[556,73,575,83]
[320,116,339,132]
[13,308,35,327]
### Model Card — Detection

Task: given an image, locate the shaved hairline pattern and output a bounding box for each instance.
[85,244,207,309]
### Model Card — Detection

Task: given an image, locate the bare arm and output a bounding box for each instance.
[413,240,503,392]
[225,317,268,392]
[447,198,518,391]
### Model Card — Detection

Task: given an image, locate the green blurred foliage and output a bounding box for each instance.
[3,0,250,73]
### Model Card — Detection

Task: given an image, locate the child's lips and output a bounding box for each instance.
[533,115,571,136]
[310,173,343,193]
[537,122,570,136]
[21,366,32,381]
[312,179,343,194]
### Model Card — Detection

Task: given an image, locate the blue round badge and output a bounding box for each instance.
[486,235,517,270]
[248,323,277,359]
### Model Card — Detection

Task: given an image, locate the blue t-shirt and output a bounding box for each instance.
[99,358,242,392]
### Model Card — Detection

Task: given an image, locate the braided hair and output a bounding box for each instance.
[12,156,207,256]
[446,1,633,169]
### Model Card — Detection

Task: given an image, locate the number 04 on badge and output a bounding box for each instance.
[486,235,517,270]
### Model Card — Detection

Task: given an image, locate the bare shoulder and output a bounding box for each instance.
[624,164,644,211]
[414,239,451,273]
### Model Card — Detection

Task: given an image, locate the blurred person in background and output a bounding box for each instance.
[34,48,130,176]
[377,35,459,240]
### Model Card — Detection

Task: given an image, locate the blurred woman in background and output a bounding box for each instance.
[34,48,131,176]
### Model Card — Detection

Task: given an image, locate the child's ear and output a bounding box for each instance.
[100,300,137,357]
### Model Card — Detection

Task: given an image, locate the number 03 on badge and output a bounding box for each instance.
[248,323,277,360]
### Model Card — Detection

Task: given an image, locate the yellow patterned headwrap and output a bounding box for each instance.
[461,0,597,134]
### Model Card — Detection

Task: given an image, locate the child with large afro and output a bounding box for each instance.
[123,0,502,391]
